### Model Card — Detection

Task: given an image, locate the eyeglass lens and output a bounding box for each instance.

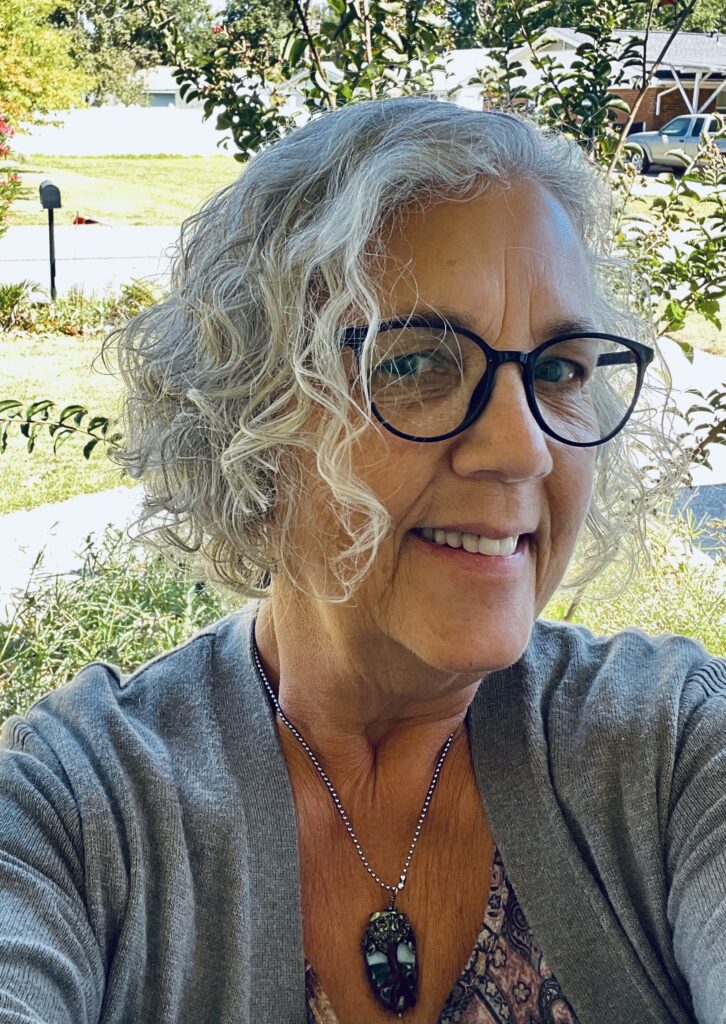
[368,324,642,444]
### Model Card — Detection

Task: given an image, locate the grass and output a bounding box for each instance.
[666,314,725,359]
[543,511,725,656]
[0,527,239,720]
[0,330,130,514]
[8,154,242,227]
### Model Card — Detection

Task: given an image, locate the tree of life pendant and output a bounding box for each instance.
[361,907,418,1016]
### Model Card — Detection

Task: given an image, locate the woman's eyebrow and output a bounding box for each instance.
[392,310,598,340]
[393,308,481,333]
[541,317,599,338]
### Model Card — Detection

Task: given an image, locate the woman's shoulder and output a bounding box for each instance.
[0,606,259,770]
[526,617,724,707]
[479,617,726,770]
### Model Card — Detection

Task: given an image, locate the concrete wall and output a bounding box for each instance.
[12,106,232,157]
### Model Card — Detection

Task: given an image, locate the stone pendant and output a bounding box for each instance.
[361,908,418,1016]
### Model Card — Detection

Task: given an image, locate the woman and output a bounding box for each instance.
[0,98,724,1024]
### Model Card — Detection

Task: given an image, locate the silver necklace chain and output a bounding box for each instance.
[252,637,456,908]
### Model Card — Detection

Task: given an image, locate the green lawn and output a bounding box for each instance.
[668,315,725,359]
[0,331,132,514]
[8,155,243,227]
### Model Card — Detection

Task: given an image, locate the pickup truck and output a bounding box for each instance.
[625,113,726,172]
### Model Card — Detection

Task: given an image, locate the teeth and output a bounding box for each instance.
[418,528,519,555]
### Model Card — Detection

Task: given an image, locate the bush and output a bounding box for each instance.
[544,510,725,655]
[0,527,239,722]
[0,281,40,331]
[0,278,164,335]
[0,114,21,239]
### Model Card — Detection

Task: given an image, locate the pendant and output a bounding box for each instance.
[361,908,418,1016]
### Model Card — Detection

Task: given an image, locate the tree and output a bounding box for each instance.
[623,0,726,34]
[50,0,215,106]
[0,0,88,128]
[141,0,453,154]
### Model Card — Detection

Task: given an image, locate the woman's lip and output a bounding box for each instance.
[408,530,531,575]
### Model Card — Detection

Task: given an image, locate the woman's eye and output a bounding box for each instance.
[376,351,442,378]
[534,357,586,383]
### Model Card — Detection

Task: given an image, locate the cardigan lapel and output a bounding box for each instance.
[467,631,689,1024]
[216,609,308,1023]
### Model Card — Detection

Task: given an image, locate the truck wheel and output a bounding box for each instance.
[629,148,651,174]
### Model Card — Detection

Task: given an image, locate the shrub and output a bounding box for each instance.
[0,281,41,331]
[0,526,238,721]
[544,509,725,654]
[0,278,165,337]
[0,115,21,240]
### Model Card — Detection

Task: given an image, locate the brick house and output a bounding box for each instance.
[537,28,726,131]
[440,29,726,132]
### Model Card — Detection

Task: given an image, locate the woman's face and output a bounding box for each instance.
[292,181,597,675]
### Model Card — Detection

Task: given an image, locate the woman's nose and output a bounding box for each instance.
[449,363,554,482]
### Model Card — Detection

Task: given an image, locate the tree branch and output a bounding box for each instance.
[607,0,697,175]
[290,0,335,107]
[362,0,376,99]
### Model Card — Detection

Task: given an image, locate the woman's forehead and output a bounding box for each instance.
[375,182,592,337]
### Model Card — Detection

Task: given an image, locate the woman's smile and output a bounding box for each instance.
[408,528,532,578]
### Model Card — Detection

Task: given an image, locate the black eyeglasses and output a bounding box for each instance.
[340,317,654,448]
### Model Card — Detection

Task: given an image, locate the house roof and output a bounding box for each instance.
[543,27,726,72]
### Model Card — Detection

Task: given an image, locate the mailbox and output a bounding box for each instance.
[39,180,61,299]
[39,180,61,210]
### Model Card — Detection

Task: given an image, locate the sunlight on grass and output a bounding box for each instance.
[544,511,725,656]
[9,154,242,227]
[0,331,131,514]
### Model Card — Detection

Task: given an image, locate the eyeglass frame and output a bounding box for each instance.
[340,316,655,448]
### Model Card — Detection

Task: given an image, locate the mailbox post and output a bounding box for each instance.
[39,180,61,300]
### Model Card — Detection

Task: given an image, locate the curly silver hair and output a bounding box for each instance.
[103,97,687,602]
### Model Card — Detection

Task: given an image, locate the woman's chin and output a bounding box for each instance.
[404,615,536,678]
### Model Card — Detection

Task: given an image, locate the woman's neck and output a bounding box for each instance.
[253,595,480,830]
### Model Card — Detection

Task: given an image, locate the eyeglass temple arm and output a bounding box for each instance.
[597,348,653,367]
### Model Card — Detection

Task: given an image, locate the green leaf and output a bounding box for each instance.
[59,404,86,424]
[283,33,307,65]
[83,438,100,460]
[380,25,404,51]
[0,400,22,416]
[25,400,54,419]
[53,429,74,454]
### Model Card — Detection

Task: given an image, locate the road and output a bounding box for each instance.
[0,226,178,296]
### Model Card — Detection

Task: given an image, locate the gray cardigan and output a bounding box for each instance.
[0,606,725,1024]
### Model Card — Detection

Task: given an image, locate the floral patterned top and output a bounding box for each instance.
[305,847,582,1024]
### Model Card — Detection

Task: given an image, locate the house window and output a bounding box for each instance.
[148,93,176,108]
